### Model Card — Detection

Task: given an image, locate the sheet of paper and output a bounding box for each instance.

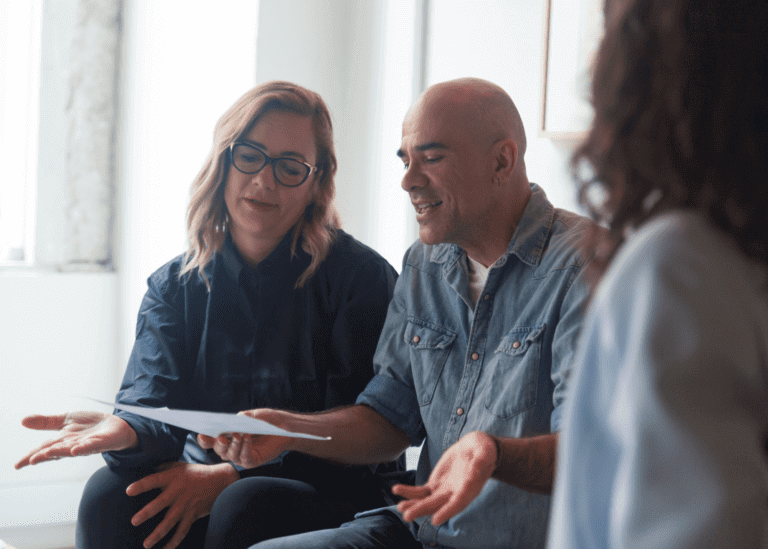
[90,399,330,440]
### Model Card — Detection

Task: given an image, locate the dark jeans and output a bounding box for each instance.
[76,466,208,549]
[76,466,379,549]
[246,512,422,549]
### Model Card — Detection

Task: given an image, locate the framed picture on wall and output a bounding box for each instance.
[539,0,604,139]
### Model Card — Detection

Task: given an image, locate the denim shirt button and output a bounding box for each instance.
[512,341,521,349]
[412,336,420,344]
[457,407,464,416]
[471,352,479,360]
[483,293,490,300]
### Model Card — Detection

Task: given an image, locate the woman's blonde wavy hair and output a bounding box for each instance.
[180,81,341,289]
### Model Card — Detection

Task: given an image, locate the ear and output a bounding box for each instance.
[492,139,518,182]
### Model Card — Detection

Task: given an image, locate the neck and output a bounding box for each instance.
[465,179,531,268]
[230,229,290,268]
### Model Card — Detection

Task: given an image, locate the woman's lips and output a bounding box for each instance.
[243,197,277,210]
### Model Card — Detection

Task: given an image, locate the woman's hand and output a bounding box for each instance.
[198,409,292,469]
[126,462,239,549]
[14,411,138,469]
[392,431,498,526]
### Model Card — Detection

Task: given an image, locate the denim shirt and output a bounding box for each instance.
[357,184,592,549]
[104,230,401,506]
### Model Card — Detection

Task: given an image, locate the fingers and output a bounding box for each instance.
[200,433,262,468]
[141,503,185,549]
[391,484,431,500]
[127,470,167,498]
[68,440,103,457]
[131,486,172,528]
[430,498,467,527]
[239,435,256,467]
[158,515,194,549]
[16,438,79,468]
[397,489,450,524]
[21,414,68,431]
[212,434,240,462]
[197,434,216,449]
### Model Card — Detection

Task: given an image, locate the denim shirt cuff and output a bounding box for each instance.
[356,374,424,446]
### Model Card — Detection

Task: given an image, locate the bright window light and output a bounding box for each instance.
[0,0,41,264]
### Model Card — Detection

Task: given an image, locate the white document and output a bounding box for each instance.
[91,399,330,440]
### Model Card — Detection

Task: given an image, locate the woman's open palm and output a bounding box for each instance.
[14,411,137,469]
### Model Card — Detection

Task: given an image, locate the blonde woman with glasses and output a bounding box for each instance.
[15,81,401,549]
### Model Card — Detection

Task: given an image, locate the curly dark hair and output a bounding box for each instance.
[573,0,768,282]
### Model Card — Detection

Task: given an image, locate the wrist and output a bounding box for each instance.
[215,462,241,485]
[490,434,503,474]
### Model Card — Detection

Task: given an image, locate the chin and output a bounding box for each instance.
[417,231,442,246]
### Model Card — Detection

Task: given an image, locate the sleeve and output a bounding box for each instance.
[324,254,398,409]
[548,262,592,432]
[103,267,191,469]
[356,251,425,447]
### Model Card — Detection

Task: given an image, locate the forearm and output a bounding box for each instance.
[269,404,411,465]
[491,432,557,494]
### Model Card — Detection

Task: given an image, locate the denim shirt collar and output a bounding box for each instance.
[429,183,554,269]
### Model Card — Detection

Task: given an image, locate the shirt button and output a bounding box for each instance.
[483,294,490,300]
[457,408,464,416]
[412,336,420,344]
[471,352,479,360]
[512,341,521,349]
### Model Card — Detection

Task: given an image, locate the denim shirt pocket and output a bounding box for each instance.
[485,324,545,419]
[404,317,457,406]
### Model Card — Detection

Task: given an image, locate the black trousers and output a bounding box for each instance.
[75,465,376,549]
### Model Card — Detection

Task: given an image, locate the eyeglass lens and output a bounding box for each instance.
[232,144,309,187]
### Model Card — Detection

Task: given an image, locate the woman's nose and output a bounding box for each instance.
[252,165,277,190]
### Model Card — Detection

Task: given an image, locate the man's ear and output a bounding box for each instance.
[493,139,518,181]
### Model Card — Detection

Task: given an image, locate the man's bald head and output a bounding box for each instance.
[406,77,527,164]
[398,78,533,265]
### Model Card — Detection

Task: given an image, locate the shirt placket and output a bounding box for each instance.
[440,254,501,454]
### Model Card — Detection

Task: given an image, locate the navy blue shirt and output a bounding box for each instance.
[104,229,399,500]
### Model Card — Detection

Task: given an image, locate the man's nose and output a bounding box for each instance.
[401,164,424,192]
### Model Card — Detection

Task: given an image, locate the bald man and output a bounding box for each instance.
[200,78,593,549]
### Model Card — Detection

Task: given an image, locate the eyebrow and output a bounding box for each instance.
[241,139,308,162]
[396,142,449,158]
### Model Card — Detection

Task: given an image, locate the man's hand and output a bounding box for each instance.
[198,409,292,469]
[392,431,498,526]
[14,411,138,469]
[126,462,239,549]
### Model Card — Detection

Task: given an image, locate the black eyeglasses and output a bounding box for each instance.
[229,142,319,187]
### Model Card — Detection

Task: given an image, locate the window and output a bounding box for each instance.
[0,0,41,264]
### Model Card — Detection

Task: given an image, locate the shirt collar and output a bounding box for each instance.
[429,183,555,268]
[220,229,299,282]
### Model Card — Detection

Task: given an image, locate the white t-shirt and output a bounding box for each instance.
[466,254,491,306]
[548,211,768,549]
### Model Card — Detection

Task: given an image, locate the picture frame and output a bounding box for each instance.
[539,0,604,140]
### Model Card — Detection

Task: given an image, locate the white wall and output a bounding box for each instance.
[0,273,117,546]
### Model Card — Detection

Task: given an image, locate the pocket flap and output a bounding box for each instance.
[404,318,457,350]
[496,324,545,356]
